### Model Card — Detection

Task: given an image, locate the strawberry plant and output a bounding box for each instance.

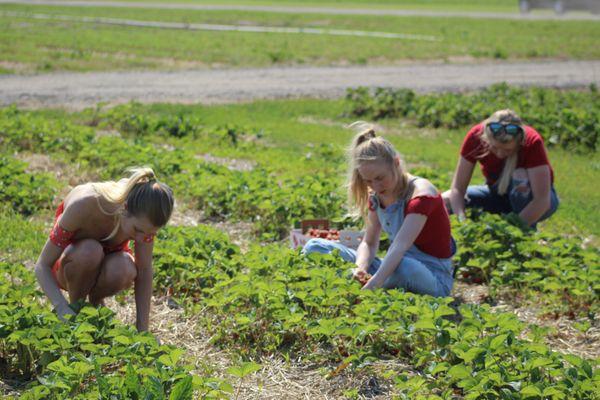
[346,84,600,152]
[0,262,231,399]
[0,156,58,215]
[149,232,598,399]
[454,212,600,320]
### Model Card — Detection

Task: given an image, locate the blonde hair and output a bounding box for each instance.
[346,122,410,220]
[92,167,174,241]
[480,109,525,195]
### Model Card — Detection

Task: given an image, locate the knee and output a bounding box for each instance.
[106,255,137,290]
[63,239,104,276]
[302,238,333,255]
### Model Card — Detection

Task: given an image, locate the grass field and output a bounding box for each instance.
[89,98,600,237]
[2,0,523,12]
[1,1,598,397]
[1,93,598,398]
[1,3,599,73]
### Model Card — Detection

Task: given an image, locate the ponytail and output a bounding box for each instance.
[346,122,409,220]
[92,167,174,241]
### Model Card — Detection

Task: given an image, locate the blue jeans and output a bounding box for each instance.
[465,180,559,223]
[302,238,453,297]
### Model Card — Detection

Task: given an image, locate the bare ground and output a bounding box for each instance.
[1,60,599,109]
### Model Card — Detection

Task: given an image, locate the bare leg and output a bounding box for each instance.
[58,239,104,304]
[88,252,137,305]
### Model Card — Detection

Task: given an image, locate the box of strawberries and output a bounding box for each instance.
[290,219,364,250]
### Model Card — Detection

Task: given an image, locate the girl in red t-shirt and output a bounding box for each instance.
[442,109,559,227]
[34,167,174,332]
[303,123,454,297]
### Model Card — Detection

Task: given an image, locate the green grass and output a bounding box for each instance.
[1,4,599,73]
[72,98,598,237]
[40,0,521,13]
[2,94,598,398]
[0,209,48,264]
[3,97,597,236]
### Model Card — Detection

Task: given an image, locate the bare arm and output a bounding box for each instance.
[34,240,74,318]
[133,238,154,332]
[34,203,84,319]
[449,157,476,221]
[363,213,427,290]
[517,165,552,226]
[354,209,382,273]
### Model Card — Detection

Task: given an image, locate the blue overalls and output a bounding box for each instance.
[303,190,454,297]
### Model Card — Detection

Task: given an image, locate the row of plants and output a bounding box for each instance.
[0,106,349,239]
[1,208,596,398]
[0,262,231,399]
[0,156,58,215]
[150,225,598,399]
[346,83,600,152]
[0,103,600,399]
[454,211,599,321]
[1,104,452,240]
[2,104,597,320]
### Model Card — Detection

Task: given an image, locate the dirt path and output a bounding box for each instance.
[2,0,600,21]
[1,60,599,109]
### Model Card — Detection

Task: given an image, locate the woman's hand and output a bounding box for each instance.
[55,303,76,321]
[352,267,371,287]
[361,275,381,290]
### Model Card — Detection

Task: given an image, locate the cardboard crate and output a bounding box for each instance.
[290,219,364,250]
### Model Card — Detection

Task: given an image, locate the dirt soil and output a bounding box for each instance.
[1,60,599,109]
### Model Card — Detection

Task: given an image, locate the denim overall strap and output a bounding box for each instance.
[373,176,420,238]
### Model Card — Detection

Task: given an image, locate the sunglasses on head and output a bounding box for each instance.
[487,122,523,139]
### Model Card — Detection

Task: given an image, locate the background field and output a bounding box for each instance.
[1,1,598,399]
[1,2,600,74]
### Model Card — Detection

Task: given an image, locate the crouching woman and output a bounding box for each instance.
[34,167,174,332]
[442,109,559,227]
[303,125,454,297]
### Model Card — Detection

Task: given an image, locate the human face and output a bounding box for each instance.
[121,213,159,242]
[357,161,398,198]
[488,137,518,159]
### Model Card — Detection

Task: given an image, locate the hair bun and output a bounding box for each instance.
[357,128,376,146]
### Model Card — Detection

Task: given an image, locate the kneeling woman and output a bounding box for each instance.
[442,109,559,227]
[34,167,174,332]
[303,126,454,297]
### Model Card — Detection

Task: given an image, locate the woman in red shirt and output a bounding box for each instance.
[34,167,174,331]
[303,124,455,297]
[443,109,559,227]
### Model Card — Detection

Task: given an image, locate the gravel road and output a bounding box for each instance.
[1,60,599,109]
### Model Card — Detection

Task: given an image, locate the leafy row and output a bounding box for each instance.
[453,211,600,321]
[0,262,231,399]
[346,84,600,152]
[151,225,599,399]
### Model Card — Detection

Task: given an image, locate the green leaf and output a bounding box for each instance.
[169,376,193,400]
[521,384,542,398]
[447,364,471,381]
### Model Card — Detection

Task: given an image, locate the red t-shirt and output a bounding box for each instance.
[404,194,452,258]
[460,123,554,185]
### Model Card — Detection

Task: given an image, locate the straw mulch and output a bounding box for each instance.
[108,295,414,399]
[452,281,599,361]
